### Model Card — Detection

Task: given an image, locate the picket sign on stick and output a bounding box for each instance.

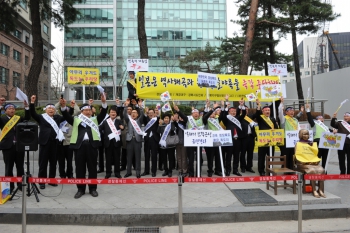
[335,99,349,114]
[319,132,346,173]
[219,146,225,177]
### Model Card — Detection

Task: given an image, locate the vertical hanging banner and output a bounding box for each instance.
[136,72,280,101]
[268,64,288,76]
[127,59,149,71]
[67,67,100,85]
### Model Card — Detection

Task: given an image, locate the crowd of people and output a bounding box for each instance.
[0,72,349,199]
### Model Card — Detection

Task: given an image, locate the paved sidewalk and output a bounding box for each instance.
[0,149,349,226]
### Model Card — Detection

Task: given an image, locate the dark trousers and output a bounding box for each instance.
[105,144,121,175]
[225,143,238,173]
[243,135,255,169]
[75,141,98,191]
[338,144,350,174]
[237,136,249,170]
[121,148,127,168]
[57,144,74,178]
[315,140,329,169]
[258,146,274,173]
[126,138,142,174]
[280,140,294,169]
[38,140,58,184]
[144,138,159,173]
[98,145,105,171]
[186,147,203,176]
[160,147,175,172]
[3,144,24,190]
[204,147,215,173]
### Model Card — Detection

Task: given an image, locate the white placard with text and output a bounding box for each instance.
[184,130,213,147]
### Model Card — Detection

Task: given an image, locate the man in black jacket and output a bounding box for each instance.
[255,100,279,176]
[142,108,160,177]
[100,106,124,178]
[127,71,137,101]
[30,95,67,189]
[0,100,30,193]
[59,93,107,198]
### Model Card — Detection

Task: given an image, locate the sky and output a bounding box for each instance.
[226,0,350,55]
[51,0,350,65]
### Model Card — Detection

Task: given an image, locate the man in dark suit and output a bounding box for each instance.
[59,94,107,198]
[123,99,144,178]
[30,95,67,189]
[142,108,160,177]
[0,101,30,193]
[256,100,279,176]
[100,106,124,178]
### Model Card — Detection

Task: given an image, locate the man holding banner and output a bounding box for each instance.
[0,100,30,193]
[278,97,303,169]
[306,103,333,169]
[221,98,246,176]
[59,93,108,198]
[331,111,350,174]
[256,101,279,176]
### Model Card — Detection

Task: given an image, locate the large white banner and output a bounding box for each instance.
[127,59,149,71]
[286,130,313,148]
[318,132,346,150]
[268,64,288,76]
[184,130,213,147]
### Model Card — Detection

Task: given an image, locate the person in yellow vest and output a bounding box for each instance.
[331,111,350,174]
[59,93,107,199]
[305,103,334,169]
[278,97,304,169]
[0,100,30,193]
[295,129,326,198]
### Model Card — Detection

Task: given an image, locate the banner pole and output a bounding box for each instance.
[219,146,225,177]
[83,85,86,103]
[22,174,27,233]
[298,172,303,233]
[197,146,200,177]
[178,175,183,233]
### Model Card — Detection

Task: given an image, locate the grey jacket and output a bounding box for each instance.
[123,107,144,142]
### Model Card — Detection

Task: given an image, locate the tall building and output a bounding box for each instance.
[327,32,350,71]
[64,0,227,100]
[0,1,53,101]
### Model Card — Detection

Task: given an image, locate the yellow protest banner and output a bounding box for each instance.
[136,72,280,101]
[67,67,100,85]
[256,129,284,147]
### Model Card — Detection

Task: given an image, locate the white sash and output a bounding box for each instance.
[159,123,172,148]
[177,122,185,131]
[208,118,223,130]
[144,117,157,133]
[314,120,329,132]
[226,115,242,130]
[188,116,204,130]
[42,113,65,141]
[128,115,147,137]
[340,120,350,134]
[59,120,69,134]
[99,114,109,126]
[106,118,121,142]
[78,114,101,139]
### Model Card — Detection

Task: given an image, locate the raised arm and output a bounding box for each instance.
[29,95,41,123]
[97,93,108,124]
[305,104,315,128]
[59,98,74,126]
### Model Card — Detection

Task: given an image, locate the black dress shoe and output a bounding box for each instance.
[152,173,156,177]
[162,171,168,176]
[136,174,141,178]
[225,172,230,177]
[105,174,111,179]
[141,172,150,176]
[39,184,45,189]
[241,168,246,173]
[48,183,58,187]
[97,170,104,173]
[260,172,266,176]
[214,171,223,176]
[168,171,172,177]
[89,190,98,197]
[246,168,255,173]
[233,171,242,176]
[115,173,122,178]
[74,191,85,199]
[124,173,132,178]
[208,172,213,177]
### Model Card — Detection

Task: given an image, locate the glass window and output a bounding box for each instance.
[14,30,22,40]
[19,0,27,10]
[0,67,9,84]
[13,50,21,62]
[13,71,21,87]
[290,73,295,77]
[43,24,49,34]
[0,43,9,56]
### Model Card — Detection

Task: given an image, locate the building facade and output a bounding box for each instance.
[0,1,53,101]
[64,0,227,100]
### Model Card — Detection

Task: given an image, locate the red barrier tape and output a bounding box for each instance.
[304,174,350,180]
[0,175,349,184]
